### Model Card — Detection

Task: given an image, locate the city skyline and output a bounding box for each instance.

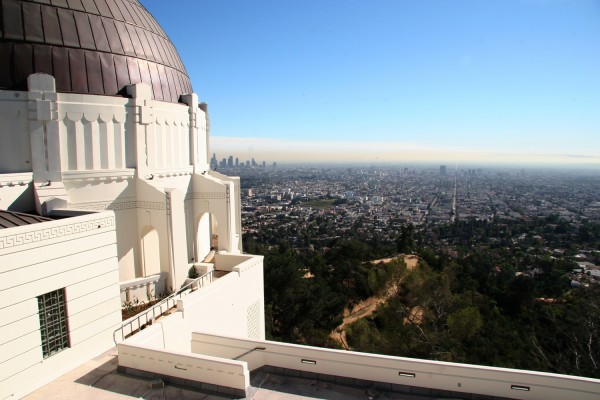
[210,136,600,167]
[143,0,600,166]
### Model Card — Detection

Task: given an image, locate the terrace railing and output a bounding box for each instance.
[115,270,214,343]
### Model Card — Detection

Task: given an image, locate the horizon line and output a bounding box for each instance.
[210,136,600,167]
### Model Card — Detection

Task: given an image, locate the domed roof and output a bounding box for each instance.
[0,0,192,103]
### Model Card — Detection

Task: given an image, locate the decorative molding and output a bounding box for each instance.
[71,200,165,211]
[154,114,189,126]
[153,166,194,178]
[120,273,162,292]
[165,193,172,216]
[58,109,126,124]
[62,169,135,182]
[28,99,57,122]
[0,215,115,250]
[0,173,33,187]
[185,192,227,201]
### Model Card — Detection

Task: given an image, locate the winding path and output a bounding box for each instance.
[330,255,419,349]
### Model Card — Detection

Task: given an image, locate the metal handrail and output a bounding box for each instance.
[115,270,214,343]
[233,346,266,360]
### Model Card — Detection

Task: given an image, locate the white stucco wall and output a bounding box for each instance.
[116,254,264,395]
[1,76,243,298]
[118,342,249,392]
[181,255,265,340]
[0,173,34,212]
[119,254,265,349]
[0,211,122,400]
[1,73,258,398]
[0,91,30,174]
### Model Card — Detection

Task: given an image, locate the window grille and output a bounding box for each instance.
[37,289,70,358]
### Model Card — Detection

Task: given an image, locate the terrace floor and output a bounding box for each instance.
[24,348,439,400]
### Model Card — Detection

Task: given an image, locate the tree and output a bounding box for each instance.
[448,307,483,339]
[396,224,415,253]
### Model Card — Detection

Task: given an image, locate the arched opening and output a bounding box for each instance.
[211,215,219,249]
[196,212,218,262]
[141,227,160,276]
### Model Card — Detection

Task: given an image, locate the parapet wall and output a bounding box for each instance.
[118,342,248,397]
[190,332,600,400]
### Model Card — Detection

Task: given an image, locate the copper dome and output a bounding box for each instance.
[0,0,192,103]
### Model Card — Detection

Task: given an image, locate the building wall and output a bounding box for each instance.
[116,254,265,396]
[0,91,30,174]
[184,254,265,340]
[121,254,265,352]
[0,173,34,211]
[0,211,122,400]
[118,342,249,395]
[0,75,242,298]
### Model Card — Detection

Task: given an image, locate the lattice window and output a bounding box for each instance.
[247,300,261,339]
[38,289,70,358]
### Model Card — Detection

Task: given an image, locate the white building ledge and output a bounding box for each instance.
[0,172,33,187]
[189,333,600,400]
[152,166,194,178]
[61,169,136,182]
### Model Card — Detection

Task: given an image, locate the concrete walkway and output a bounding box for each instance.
[25,348,437,400]
[24,348,227,400]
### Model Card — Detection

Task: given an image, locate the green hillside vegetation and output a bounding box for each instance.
[246,217,600,378]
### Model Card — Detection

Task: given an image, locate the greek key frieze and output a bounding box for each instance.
[0,216,115,250]
[184,192,227,201]
[72,201,165,211]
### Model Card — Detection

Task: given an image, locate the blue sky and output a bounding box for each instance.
[143,0,600,165]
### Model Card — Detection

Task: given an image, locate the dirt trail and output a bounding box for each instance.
[330,254,419,349]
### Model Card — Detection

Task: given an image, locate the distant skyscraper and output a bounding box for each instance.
[227,155,233,168]
[440,165,447,176]
[236,158,239,167]
[210,153,218,170]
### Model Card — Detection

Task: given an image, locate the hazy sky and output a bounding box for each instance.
[143,0,600,165]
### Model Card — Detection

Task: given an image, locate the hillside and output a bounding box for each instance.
[330,255,419,349]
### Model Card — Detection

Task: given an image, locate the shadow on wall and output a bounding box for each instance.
[196,211,219,262]
[6,184,35,212]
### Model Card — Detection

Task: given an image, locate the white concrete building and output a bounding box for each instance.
[0,209,122,399]
[1,70,244,300]
[0,1,262,398]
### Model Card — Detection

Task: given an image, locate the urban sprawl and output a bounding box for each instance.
[213,159,600,288]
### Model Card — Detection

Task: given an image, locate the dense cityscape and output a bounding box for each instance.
[214,161,600,277]
[214,161,600,228]
[218,160,598,234]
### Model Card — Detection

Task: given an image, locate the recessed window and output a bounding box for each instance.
[38,289,70,358]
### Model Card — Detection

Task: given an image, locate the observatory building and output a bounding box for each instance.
[0,1,264,397]
[0,1,598,399]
